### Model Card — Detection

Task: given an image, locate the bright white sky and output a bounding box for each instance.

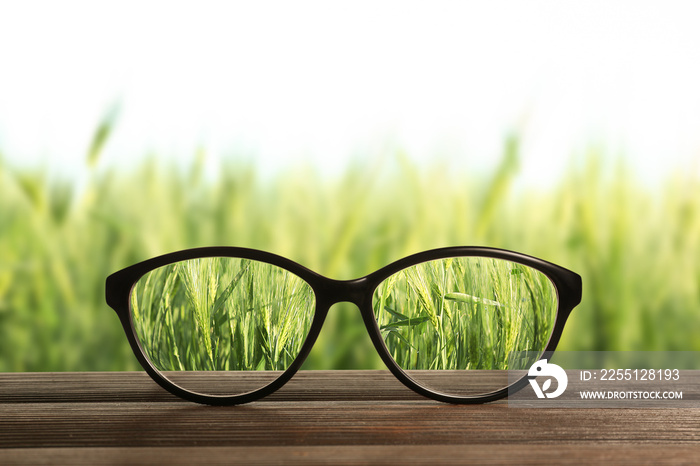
[1,1,699,184]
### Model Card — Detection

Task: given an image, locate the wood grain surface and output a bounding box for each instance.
[1,371,699,464]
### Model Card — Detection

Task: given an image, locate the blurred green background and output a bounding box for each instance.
[1,3,699,372]
[1,128,699,372]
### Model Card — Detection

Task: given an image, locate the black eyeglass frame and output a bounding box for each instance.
[106,246,582,405]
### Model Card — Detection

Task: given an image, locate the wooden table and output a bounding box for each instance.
[1,371,699,464]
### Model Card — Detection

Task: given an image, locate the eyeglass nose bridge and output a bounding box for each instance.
[313,275,372,309]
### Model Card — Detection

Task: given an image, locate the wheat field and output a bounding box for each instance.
[0,132,698,372]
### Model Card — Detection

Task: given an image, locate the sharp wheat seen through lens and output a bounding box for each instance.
[130,258,315,395]
[372,257,557,396]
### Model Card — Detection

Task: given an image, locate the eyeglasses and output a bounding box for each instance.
[105,246,581,405]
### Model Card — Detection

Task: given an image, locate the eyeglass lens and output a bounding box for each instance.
[372,257,557,396]
[130,257,315,396]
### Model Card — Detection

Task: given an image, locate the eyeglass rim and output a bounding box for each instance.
[105,246,582,405]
